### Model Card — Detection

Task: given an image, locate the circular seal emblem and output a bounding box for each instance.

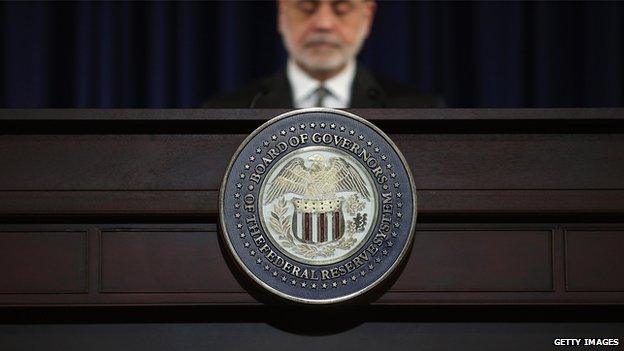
[219,108,416,304]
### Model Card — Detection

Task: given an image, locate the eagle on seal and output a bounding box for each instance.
[264,154,370,204]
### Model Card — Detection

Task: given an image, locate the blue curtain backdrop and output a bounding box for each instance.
[0,1,622,108]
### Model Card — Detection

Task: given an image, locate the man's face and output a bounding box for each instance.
[278,0,376,76]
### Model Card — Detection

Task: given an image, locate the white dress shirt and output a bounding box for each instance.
[286,59,356,108]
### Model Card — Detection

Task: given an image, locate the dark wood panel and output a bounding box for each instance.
[0,191,217,216]
[0,231,87,293]
[100,229,240,293]
[395,134,624,190]
[2,288,624,306]
[1,108,622,121]
[419,190,624,215]
[1,190,624,217]
[392,229,553,292]
[565,229,624,292]
[100,227,553,295]
[0,221,621,305]
[0,134,622,191]
[0,135,243,190]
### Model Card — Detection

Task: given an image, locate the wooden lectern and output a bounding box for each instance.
[0,109,622,350]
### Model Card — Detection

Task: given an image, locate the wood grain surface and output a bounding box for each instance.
[0,109,622,307]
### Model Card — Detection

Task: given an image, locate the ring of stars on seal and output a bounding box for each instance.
[219,108,416,304]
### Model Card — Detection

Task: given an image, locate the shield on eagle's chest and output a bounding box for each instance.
[291,198,345,243]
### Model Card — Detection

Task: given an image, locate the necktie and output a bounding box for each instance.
[315,86,329,107]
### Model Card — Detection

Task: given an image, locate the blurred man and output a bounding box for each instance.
[205,0,442,108]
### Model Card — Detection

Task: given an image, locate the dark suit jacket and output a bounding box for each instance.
[203,64,444,108]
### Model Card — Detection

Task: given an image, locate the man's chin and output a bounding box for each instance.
[298,55,348,74]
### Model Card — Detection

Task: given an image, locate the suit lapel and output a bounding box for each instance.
[350,64,387,108]
[255,69,294,108]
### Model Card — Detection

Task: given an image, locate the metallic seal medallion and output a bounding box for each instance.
[219,108,416,304]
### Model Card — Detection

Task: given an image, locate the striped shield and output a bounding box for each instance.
[291,198,345,243]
